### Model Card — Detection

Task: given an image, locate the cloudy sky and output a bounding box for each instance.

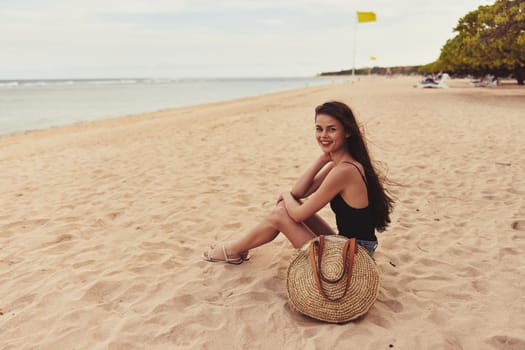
[1,0,493,79]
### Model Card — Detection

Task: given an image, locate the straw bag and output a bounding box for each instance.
[286,235,380,323]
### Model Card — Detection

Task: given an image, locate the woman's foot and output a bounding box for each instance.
[206,243,250,261]
[240,250,251,261]
[201,244,243,265]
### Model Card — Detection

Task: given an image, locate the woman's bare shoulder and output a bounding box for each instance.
[336,159,363,170]
[334,160,365,178]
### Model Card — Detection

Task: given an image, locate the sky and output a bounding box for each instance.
[1,0,494,79]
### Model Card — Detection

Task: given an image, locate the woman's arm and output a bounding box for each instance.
[290,154,332,199]
[300,163,334,198]
[282,165,349,223]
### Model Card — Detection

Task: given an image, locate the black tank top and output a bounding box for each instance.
[329,162,377,241]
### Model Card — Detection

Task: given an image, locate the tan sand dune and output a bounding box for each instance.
[1,77,524,349]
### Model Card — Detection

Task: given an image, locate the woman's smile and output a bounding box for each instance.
[315,113,348,154]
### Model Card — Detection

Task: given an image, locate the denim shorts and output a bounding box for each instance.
[356,239,378,257]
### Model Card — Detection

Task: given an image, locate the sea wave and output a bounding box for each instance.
[0,79,152,88]
[0,76,353,135]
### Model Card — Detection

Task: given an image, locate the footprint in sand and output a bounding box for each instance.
[485,335,525,350]
[511,220,525,231]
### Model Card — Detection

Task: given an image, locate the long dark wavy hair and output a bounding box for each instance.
[315,101,394,232]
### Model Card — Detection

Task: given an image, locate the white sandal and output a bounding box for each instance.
[201,245,243,265]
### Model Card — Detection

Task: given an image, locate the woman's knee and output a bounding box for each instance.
[267,205,291,228]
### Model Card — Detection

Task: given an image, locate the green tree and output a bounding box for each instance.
[437,0,525,84]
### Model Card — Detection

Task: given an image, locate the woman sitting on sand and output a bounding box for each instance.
[202,101,393,264]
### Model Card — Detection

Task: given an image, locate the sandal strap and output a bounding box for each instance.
[222,245,231,261]
[222,245,242,264]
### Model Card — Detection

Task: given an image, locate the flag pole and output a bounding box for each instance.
[354,11,376,78]
[352,19,357,77]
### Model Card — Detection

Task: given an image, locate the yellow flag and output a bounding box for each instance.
[370,56,377,61]
[357,11,376,23]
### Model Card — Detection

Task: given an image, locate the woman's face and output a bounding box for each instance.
[315,113,349,154]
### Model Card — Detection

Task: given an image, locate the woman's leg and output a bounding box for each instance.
[204,203,318,260]
[232,205,316,251]
[303,214,336,236]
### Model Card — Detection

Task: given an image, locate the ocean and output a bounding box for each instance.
[0,77,351,136]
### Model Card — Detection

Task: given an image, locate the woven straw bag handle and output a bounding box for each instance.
[308,236,357,301]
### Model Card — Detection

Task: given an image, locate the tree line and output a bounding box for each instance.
[420,0,525,85]
[319,66,421,76]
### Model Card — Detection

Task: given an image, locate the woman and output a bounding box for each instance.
[202,101,393,264]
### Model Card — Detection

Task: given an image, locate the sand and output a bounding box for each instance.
[1,77,524,349]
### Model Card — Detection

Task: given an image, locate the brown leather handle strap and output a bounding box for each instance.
[318,236,356,283]
[316,235,325,273]
[309,240,329,299]
[309,237,357,301]
[320,237,349,283]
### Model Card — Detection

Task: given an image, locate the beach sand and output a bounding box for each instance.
[1,77,524,349]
